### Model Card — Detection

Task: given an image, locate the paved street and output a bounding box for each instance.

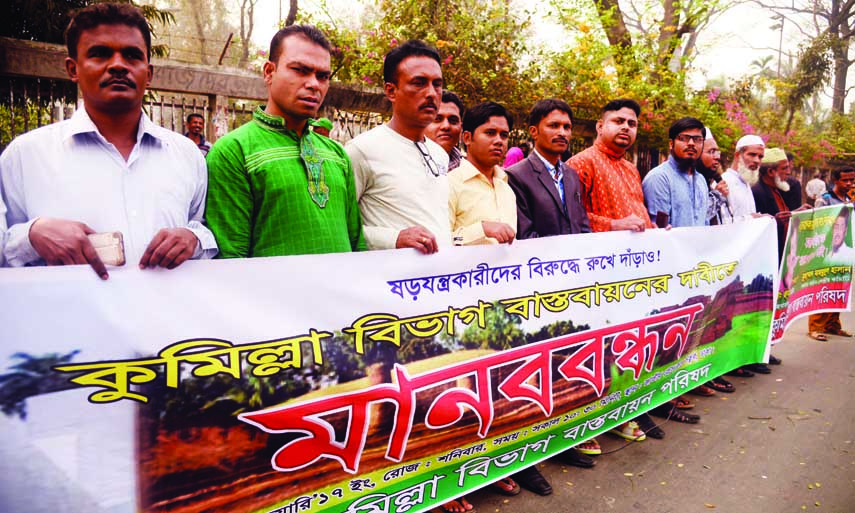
[463,311,855,513]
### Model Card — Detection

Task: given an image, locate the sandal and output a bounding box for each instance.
[440,497,474,513]
[726,367,755,377]
[689,384,716,396]
[808,331,829,341]
[609,421,646,441]
[672,396,694,409]
[707,377,735,393]
[576,438,602,455]
[650,404,700,424]
[490,477,520,496]
[827,328,853,338]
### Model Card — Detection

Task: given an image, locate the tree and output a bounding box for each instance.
[1,0,175,58]
[0,350,80,420]
[753,0,855,114]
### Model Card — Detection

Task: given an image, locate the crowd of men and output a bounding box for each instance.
[0,4,853,512]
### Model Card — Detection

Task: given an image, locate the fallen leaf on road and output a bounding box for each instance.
[624,473,633,477]
[749,416,772,420]
[808,484,813,490]
[788,414,811,421]
[704,503,716,509]
[815,501,820,507]
[815,482,821,487]
[769,425,777,431]
[690,428,708,435]
[677,463,684,468]
[703,465,711,469]
[660,481,667,486]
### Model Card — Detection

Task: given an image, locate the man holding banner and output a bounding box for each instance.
[205,25,366,257]
[808,167,855,340]
[347,40,451,254]
[0,3,218,277]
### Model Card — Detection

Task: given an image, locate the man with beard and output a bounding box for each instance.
[808,167,855,341]
[642,117,711,420]
[505,98,594,497]
[696,128,733,225]
[642,117,709,228]
[567,98,665,445]
[346,40,451,254]
[753,148,801,259]
[1,2,217,276]
[425,91,465,171]
[779,151,805,210]
[721,134,764,220]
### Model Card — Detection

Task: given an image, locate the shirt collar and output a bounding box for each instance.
[594,139,625,159]
[456,158,508,183]
[253,105,315,139]
[533,148,561,172]
[66,107,160,145]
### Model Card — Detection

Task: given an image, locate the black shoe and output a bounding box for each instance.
[557,448,596,468]
[635,413,665,439]
[769,354,782,365]
[650,404,700,423]
[514,466,553,496]
[745,363,772,374]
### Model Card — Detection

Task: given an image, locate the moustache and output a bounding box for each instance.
[100,78,136,89]
[552,137,568,144]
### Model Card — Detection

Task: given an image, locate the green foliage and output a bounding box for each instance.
[302,0,531,115]
[0,350,80,420]
[460,303,524,350]
[0,0,175,58]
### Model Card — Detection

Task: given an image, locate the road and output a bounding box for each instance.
[461,312,855,513]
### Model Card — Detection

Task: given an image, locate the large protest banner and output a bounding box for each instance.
[772,204,854,342]
[0,219,777,513]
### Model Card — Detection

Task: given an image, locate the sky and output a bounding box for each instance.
[250,0,827,102]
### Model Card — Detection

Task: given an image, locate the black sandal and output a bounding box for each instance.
[650,404,700,424]
[726,367,754,378]
[707,377,735,393]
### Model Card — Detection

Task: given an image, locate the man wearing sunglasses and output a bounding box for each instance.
[205,25,365,258]
[346,40,451,254]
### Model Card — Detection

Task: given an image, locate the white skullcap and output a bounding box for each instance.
[705,127,717,144]
[735,134,765,150]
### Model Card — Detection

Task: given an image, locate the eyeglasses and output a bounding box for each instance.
[676,134,704,144]
[415,140,440,177]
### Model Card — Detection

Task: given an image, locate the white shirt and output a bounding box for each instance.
[721,168,757,221]
[346,124,452,250]
[805,178,827,200]
[1,108,218,267]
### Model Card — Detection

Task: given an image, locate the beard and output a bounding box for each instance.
[696,160,718,184]
[775,175,791,192]
[671,151,697,171]
[736,159,759,186]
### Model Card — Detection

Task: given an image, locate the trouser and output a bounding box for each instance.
[808,312,841,333]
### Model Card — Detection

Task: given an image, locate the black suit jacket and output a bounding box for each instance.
[781,177,803,210]
[506,153,591,239]
[752,180,788,259]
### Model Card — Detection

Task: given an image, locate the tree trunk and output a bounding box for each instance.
[594,0,632,50]
[831,39,849,113]
[285,0,298,26]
